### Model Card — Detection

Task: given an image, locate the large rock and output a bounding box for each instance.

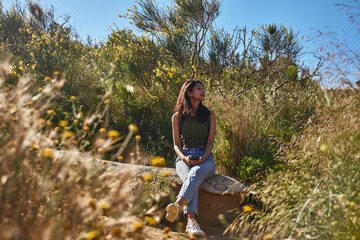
[56,151,250,226]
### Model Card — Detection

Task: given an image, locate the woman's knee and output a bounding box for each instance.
[190,165,214,178]
[176,160,190,180]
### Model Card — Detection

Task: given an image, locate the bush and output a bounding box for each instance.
[227,90,360,239]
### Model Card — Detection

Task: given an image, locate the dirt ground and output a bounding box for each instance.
[144,221,232,240]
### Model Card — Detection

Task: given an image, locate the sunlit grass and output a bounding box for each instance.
[0,63,176,240]
[227,90,360,239]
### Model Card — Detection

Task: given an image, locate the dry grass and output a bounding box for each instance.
[207,90,263,175]
[227,89,360,239]
[0,61,175,240]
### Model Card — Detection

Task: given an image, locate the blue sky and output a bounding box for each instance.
[1,0,359,66]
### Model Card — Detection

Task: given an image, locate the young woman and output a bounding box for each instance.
[165,79,216,237]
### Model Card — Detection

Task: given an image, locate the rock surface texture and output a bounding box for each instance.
[57,151,250,232]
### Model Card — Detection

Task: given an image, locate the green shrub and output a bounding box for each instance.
[228,91,360,239]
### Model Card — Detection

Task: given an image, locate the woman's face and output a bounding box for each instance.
[188,83,205,101]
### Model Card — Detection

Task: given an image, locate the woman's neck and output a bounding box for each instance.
[190,100,200,116]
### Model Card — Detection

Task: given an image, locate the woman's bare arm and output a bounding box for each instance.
[172,113,190,163]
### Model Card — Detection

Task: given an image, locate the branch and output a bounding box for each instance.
[235,76,270,98]
[235,56,279,98]
[274,57,323,92]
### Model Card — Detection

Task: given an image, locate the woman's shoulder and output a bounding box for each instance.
[172,112,180,121]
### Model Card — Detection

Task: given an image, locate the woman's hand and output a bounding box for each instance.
[183,156,199,166]
[184,156,205,166]
[194,156,205,165]
[183,156,191,165]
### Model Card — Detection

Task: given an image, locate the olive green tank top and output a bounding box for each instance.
[181,115,209,148]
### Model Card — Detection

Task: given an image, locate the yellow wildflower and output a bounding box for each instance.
[53,71,60,75]
[58,120,68,127]
[144,216,157,225]
[104,99,110,104]
[9,107,16,114]
[38,87,43,92]
[135,135,141,141]
[83,126,90,131]
[71,140,78,145]
[62,131,75,139]
[54,126,60,131]
[97,148,103,153]
[161,170,171,177]
[99,128,106,133]
[133,221,144,232]
[98,200,110,210]
[31,144,39,150]
[70,96,76,100]
[44,76,52,82]
[263,234,273,240]
[46,121,52,126]
[39,118,45,124]
[107,130,120,139]
[73,119,79,124]
[41,148,54,158]
[242,205,254,212]
[129,124,138,133]
[338,194,344,201]
[86,231,99,240]
[150,156,166,167]
[117,156,123,161]
[164,226,171,233]
[320,144,328,151]
[47,109,56,115]
[88,198,97,209]
[142,173,152,182]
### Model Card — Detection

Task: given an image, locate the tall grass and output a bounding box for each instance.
[0,62,174,240]
[208,78,318,183]
[227,89,360,239]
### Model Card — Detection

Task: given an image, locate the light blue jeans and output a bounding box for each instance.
[176,148,216,217]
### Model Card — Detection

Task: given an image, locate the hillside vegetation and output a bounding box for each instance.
[0,0,359,239]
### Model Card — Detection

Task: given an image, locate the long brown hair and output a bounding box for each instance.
[174,79,210,122]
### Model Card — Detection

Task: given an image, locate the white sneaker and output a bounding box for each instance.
[185,219,205,237]
[165,203,180,222]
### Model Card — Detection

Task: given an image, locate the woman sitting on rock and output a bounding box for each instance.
[165,79,216,238]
